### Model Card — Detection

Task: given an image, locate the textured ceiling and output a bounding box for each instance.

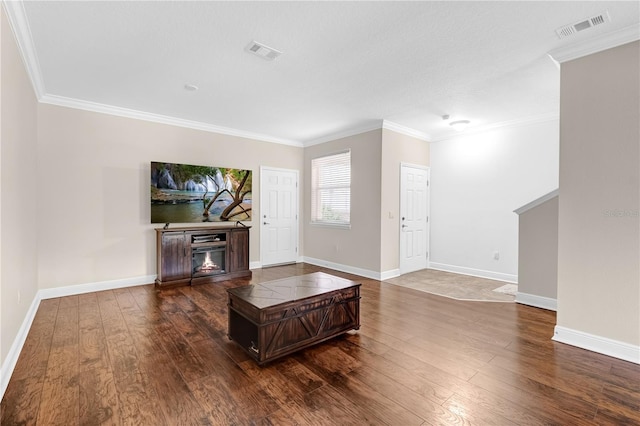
[8,1,640,145]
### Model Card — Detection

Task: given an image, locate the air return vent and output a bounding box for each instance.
[245,41,282,61]
[555,11,611,39]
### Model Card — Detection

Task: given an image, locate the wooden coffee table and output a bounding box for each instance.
[227,272,361,365]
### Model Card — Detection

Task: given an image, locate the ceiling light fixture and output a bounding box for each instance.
[245,41,282,61]
[450,120,470,131]
[184,84,198,91]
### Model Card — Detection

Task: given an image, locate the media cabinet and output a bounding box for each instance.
[155,225,251,287]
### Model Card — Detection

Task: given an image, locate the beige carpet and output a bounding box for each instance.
[384,268,516,302]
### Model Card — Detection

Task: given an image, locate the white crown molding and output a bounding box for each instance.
[303,121,384,147]
[2,0,46,98]
[430,112,559,142]
[303,120,432,147]
[382,120,431,142]
[548,23,640,64]
[40,94,304,147]
[3,1,302,148]
[553,326,640,364]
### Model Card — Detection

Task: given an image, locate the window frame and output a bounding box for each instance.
[310,149,351,229]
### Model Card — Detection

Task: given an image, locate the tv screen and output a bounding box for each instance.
[150,161,252,224]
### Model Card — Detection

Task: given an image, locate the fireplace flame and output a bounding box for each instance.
[199,251,219,272]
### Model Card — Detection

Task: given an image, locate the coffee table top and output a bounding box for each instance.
[227,272,360,309]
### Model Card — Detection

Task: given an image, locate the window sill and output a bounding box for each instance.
[309,222,351,230]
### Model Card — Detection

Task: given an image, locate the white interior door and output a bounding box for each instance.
[260,167,299,266]
[400,164,430,274]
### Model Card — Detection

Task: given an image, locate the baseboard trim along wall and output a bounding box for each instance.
[429,262,517,283]
[553,326,640,365]
[0,274,157,401]
[302,257,383,280]
[380,269,400,280]
[515,292,557,311]
[0,295,41,401]
[38,275,158,300]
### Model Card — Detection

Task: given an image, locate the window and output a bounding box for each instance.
[311,150,351,227]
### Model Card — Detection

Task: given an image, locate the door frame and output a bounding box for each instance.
[259,166,300,267]
[399,162,431,275]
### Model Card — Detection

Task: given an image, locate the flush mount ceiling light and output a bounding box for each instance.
[184,84,198,91]
[450,120,470,131]
[245,40,282,61]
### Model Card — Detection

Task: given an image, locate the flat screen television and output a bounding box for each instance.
[150,161,252,224]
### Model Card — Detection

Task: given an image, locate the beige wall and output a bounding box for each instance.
[1,9,39,366]
[380,128,430,272]
[36,104,304,289]
[518,196,558,300]
[557,41,640,346]
[303,130,382,273]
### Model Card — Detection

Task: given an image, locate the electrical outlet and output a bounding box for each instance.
[493,251,500,261]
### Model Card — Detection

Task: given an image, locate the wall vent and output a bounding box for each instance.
[555,11,611,39]
[245,41,282,61]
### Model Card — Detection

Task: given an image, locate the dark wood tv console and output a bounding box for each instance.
[227,272,361,365]
[155,225,251,287]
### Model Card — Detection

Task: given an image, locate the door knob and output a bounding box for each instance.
[263,222,270,225]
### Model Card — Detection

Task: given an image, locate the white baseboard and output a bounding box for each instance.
[429,262,517,283]
[515,292,557,311]
[553,326,640,364]
[251,256,309,270]
[255,257,397,280]
[1,274,157,401]
[302,256,381,280]
[380,269,400,280]
[0,295,41,401]
[39,275,157,300]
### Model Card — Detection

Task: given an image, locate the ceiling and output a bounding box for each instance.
[6,1,640,145]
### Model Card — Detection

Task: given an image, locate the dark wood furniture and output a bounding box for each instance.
[155,225,251,287]
[227,272,361,365]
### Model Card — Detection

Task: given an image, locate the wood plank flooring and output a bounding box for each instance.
[2,263,639,425]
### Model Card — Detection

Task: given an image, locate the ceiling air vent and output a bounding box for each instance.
[555,11,611,39]
[245,41,282,61]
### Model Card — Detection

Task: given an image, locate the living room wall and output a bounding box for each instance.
[429,119,560,282]
[0,8,39,377]
[36,104,304,290]
[380,128,430,275]
[556,41,639,360]
[303,129,383,276]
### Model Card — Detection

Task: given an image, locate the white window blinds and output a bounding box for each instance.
[311,150,351,226]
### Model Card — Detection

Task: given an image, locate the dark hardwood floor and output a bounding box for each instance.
[2,263,639,425]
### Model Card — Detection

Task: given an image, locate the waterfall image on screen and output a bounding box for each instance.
[150,161,252,223]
